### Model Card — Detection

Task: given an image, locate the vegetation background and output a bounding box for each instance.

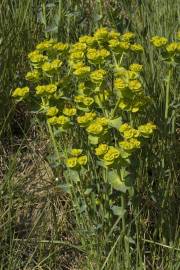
[0,0,179,269]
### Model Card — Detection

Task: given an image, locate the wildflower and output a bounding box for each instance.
[74,95,85,103]
[114,78,127,90]
[25,70,40,81]
[151,36,168,47]
[28,50,47,63]
[86,123,103,135]
[90,69,106,83]
[53,42,69,52]
[12,87,29,98]
[123,128,140,139]
[119,138,141,151]
[63,107,77,116]
[127,71,138,80]
[128,80,142,91]
[73,66,91,77]
[66,157,77,168]
[94,27,109,41]
[79,35,96,46]
[77,112,96,125]
[46,106,59,117]
[77,155,88,165]
[71,42,87,52]
[129,64,143,72]
[36,39,56,51]
[121,32,135,41]
[109,39,121,50]
[82,97,94,106]
[87,48,110,63]
[130,43,144,52]
[71,149,83,156]
[71,62,85,70]
[95,117,109,126]
[47,116,58,125]
[57,115,70,125]
[166,42,178,53]
[109,30,121,39]
[119,123,131,133]
[103,147,120,164]
[35,84,57,95]
[70,51,84,61]
[95,144,109,156]
[118,41,130,50]
[42,59,62,73]
[138,122,156,136]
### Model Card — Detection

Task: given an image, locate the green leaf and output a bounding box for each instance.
[88,135,99,145]
[108,117,122,130]
[111,206,126,217]
[84,188,92,195]
[58,184,72,194]
[64,169,80,183]
[107,170,128,192]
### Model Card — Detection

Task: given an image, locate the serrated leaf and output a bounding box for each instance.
[111,206,126,217]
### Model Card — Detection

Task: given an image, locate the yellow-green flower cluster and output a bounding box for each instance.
[151,36,168,48]
[42,59,62,73]
[36,39,56,51]
[73,66,91,77]
[12,28,156,173]
[138,122,156,137]
[26,70,40,82]
[66,148,88,168]
[28,50,47,64]
[77,112,96,126]
[86,116,109,136]
[48,115,70,126]
[103,147,120,165]
[62,107,77,116]
[90,69,106,83]
[114,64,145,112]
[151,35,180,61]
[87,48,110,64]
[119,138,141,152]
[95,144,120,165]
[46,106,59,117]
[35,84,57,95]
[12,87,29,98]
[95,144,109,156]
[74,95,94,107]
[52,42,69,53]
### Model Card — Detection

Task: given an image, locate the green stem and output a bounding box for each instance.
[120,169,130,269]
[41,97,60,161]
[165,67,172,120]
[111,96,121,118]
[47,120,61,161]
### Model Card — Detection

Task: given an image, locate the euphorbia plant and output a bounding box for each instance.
[12,27,157,268]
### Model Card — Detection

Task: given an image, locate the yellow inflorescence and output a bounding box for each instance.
[46,106,59,117]
[12,27,157,170]
[26,70,40,81]
[12,87,29,98]
[35,84,57,95]
[95,144,109,156]
[151,36,168,47]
